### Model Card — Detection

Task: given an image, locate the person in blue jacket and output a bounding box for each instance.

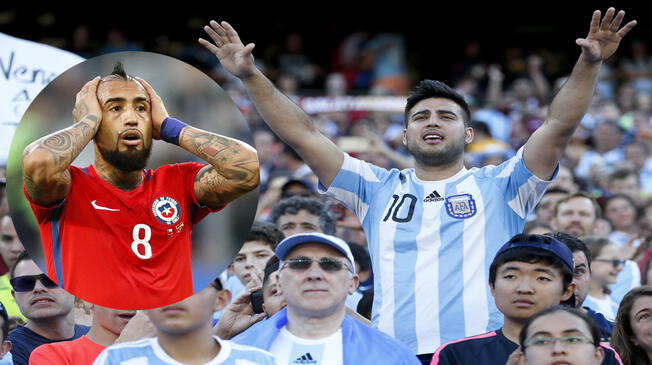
[233,232,420,365]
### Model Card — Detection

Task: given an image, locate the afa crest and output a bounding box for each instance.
[445,194,477,219]
[151,196,181,225]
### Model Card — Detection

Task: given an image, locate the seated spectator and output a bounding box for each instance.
[611,286,652,365]
[546,232,614,342]
[534,188,569,225]
[8,252,89,365]
[523,221,554,235]
[603,194,641,246]
[432,234,620,365]
[228,221,284,294]
[582,236,624,321]
[29,304,136,364]
[268,196,336,237]
[608,169,645,207]
[0,215,26,322]
[0,301,12,364]
[94,279,277,364]
[517,306,605,365]
[232,232,419,364]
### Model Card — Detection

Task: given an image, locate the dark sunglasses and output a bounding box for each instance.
[284,257,352,273]
[593,258,626,268]
[10,274,58,292]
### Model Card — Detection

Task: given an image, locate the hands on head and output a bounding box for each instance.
[577,7,637,62]
[73,75,169,140]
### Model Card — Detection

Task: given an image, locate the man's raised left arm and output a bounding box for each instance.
[523,7,636,180]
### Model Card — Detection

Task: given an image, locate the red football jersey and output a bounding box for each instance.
[24,162,222,310]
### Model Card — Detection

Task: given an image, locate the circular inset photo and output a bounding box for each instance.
[5,51,259,310]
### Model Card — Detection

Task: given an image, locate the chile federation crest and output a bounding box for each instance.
[152,196,182,225]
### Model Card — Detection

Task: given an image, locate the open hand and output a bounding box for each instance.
[199,21,257,80]
[576,7,636,62]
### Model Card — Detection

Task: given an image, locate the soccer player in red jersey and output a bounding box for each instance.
[21,63,259,310]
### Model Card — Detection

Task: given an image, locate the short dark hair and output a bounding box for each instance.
[347,242,371,272]
[263,255,280,287]
[211,277,223,291]
[545,232,592,269]
[523,220,553,235]
[489,234,573,293]
[603,193,640,221]
[554,191,602,219]
[246,221,285,250]
[268,196,336,235]
[10,251,31,280]
[404,80,471,127]
[519,305,600,350]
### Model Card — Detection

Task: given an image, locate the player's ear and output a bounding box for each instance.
[213,289,232,312]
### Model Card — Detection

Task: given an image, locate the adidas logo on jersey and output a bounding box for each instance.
[423,190,444,202]
[293,353,317,364]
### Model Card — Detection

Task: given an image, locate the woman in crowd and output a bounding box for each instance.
[612,286,652,365]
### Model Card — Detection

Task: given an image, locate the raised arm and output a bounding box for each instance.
[138,78,259,209]
[22,77,102,206]
[523,7,636,180]
[199,21,344,188]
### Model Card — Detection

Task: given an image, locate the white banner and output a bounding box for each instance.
[0,33,84,166]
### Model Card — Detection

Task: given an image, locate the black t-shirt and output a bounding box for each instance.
[8,324,89,365]
[432,328,622,365]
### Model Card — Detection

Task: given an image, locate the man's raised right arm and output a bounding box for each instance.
[22,77,102,206]
[199,21,344,187]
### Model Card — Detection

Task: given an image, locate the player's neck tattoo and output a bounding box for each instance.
[94,159,144,191]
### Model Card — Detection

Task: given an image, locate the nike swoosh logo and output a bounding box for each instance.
[91,200,120,211]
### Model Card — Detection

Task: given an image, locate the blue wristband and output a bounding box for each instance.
[160,117,188,145]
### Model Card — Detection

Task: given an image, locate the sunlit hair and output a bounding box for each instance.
[612,286,652,365]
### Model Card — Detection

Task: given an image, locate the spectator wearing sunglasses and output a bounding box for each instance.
[517,305,605,365]
[582,236,625,321]
[431,234,621,365]
[7,252,88,365]
[232,232,419,364]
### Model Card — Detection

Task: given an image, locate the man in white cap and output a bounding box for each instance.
[232,232,419,364]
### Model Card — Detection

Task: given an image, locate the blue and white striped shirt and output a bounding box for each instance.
[320,148,553,354]
[93,336,278,365]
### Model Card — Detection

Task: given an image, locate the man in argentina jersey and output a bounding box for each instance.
[93,279,278,365]
[21,63,259,310]
[199,8,636,361]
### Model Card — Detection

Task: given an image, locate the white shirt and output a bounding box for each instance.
[269,326,343,365]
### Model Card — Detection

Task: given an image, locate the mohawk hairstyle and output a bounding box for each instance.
[102,61,133,82]
[112,62,128,79]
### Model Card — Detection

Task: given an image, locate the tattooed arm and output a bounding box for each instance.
[22,77,102,206]
[181,128,259,209]
[137,78,259,209]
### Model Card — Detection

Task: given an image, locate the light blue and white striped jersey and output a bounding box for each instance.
[93,336,278,365]
[319,148,553,355]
